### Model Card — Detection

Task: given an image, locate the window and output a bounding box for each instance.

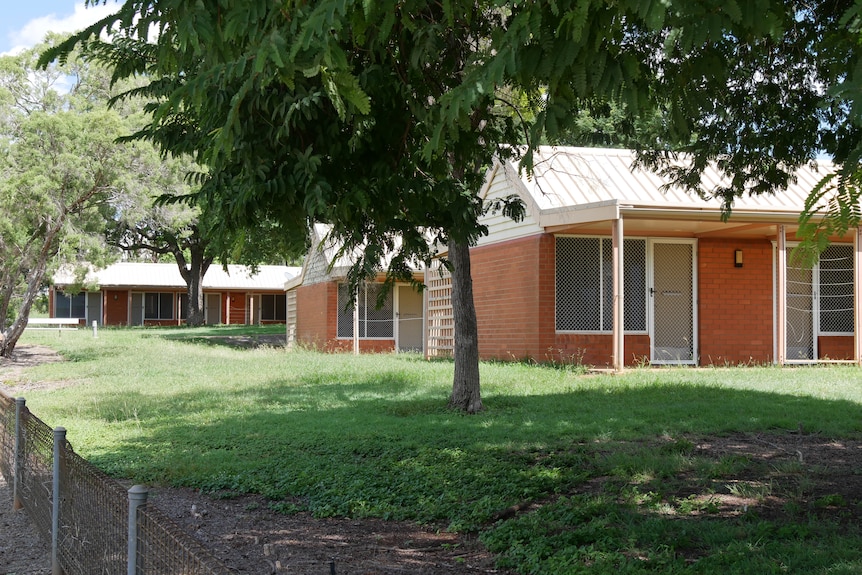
[144,292,174,320]
[179,294,189,320]
[337,283,394,338]
[261,294,286,321]
[556,237,646,332]
[819,244,854,335]
[55,291,86,318]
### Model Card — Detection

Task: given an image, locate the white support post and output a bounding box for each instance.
[612,218,625,372]
[776,225,787,366]
[92,320,98,339]
[128,485,149,575]
[855,227,862,366]
[353,285,360,355]
[52,427,66,575]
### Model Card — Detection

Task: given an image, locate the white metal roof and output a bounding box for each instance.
[516,146,834,215]
[54,263,300,290]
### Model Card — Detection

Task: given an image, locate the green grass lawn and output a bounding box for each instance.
[6,326,862,574]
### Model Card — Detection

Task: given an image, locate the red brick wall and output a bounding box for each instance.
[469,234,786,367]
[296,282,336,349]
[819,336,854,361]
[554,333,651,368]
[328,339,396,353]
[698,238,774,365]
[470,234,556,361]
[104,290,129,326]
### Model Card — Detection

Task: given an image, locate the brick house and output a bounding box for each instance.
[451,146,860,369]
[285,225,426,353]
[51,263,300,327]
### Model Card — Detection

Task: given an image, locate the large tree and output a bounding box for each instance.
[103,148,216,326]
[52,0,862,408]
[0,43,130,357]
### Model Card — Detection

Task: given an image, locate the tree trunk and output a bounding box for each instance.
[176,243,212,327]
[448,239,483,413]
[1,226,61,358]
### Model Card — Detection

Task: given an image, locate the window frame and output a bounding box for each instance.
[817,243,855,336]
[260,293,287,321]
[555,235,648,334]
[336,282,395,339]
[144,292,175,320]
[55,290,86,319]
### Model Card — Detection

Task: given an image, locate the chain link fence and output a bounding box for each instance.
[0,389,233,575]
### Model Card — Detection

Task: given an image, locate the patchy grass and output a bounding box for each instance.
[6,326,862,574]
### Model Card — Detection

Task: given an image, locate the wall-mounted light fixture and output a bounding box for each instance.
[113,293,118,300]
[734,249,743,268]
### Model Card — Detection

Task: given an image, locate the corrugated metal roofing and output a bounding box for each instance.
[54,263,300,290]
[518,147,834,214]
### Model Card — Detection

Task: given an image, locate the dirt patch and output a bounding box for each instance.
[146,488,501,574]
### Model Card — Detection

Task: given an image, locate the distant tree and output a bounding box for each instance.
[550,101,668,150]
[0,43,129,356]
[102,146,216,326]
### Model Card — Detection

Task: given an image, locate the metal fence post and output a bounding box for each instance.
[52,427,66,575]
[12,397,25,511]
[128,485,148,575]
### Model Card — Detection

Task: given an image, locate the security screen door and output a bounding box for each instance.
[650,241,696,364]
[397,285,424,352]
[205,293,221,325]
[785,259,815,361]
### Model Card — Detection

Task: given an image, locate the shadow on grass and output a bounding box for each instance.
[41,368,862,573]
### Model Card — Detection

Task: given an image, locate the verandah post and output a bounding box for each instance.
[52,427,66,575]
[128,485,149,575]
[12,397,25,510]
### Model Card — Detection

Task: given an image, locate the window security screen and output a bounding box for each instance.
[337,283,394,338]
[819,244,854,334]
[261,294,287,321]
[556,237,646,332]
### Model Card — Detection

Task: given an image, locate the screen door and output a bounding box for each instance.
[397,285,424,352]
[650,241,696,364]
[785,260,815,361]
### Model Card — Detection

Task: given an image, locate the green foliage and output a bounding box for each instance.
[0,40,137,352]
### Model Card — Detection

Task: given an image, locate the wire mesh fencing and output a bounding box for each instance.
[0,393,14,483]
[0,388,233,575]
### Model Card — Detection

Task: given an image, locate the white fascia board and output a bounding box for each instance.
[538,201,620,228]
[619,205,810,224]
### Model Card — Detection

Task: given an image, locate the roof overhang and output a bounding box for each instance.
[541,199,830,240]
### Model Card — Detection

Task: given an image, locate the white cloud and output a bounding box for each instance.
[4,2,119,56]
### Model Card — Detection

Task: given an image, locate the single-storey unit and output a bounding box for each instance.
[285,225,425,353]
[51,262,300,327]
[455,146,861,369]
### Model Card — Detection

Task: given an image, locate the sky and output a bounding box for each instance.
[1,1,119,55]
